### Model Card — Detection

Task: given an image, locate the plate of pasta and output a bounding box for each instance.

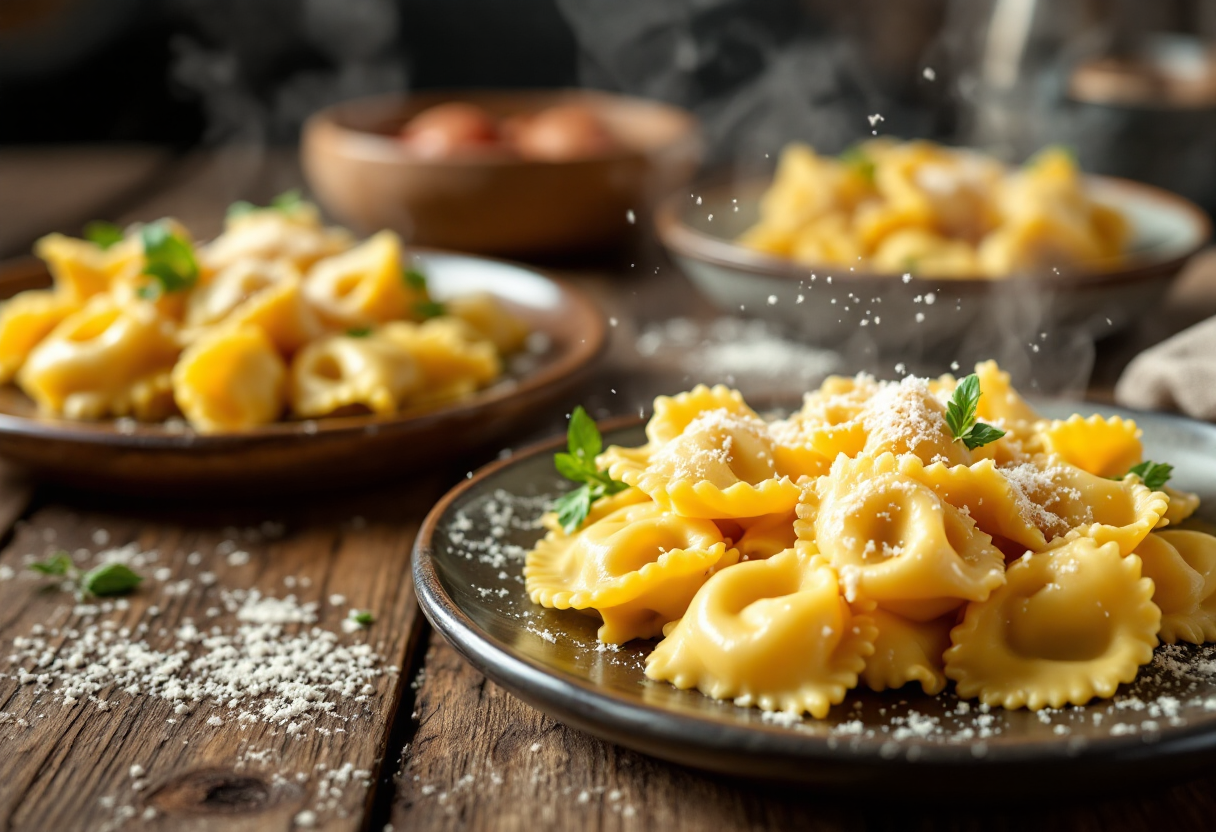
[0,196,605,492]
[656,141,1211,346]
[415,362,1216,793]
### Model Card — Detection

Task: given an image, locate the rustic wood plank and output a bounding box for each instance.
[0,478,445,832]
[393,637,1216,832]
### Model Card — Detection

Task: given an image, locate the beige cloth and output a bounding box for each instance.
[1116,316,1216,419]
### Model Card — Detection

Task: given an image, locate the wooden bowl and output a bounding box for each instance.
[302,90,702,258]
[0,251,607,495]
[656,175,1212,349]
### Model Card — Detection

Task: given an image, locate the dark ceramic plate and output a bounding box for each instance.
[414,403,1216,795]
[0,252,605,494]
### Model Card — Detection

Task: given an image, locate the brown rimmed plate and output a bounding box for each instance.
[0,251,606,494]
[656,176,1212,348]
[414,403,1216,795]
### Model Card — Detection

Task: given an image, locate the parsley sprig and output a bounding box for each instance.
[138,220,199,299]
[552,407,628,534]
[1114,460,1173,491]
[403,265,446,318]
[944,374,1006,450]
[84,221,125,250]
[27,552,142,598]
[840,146,876,184]
[226,189,306,220]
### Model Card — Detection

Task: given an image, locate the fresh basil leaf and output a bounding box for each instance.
[414,300,446,319]
[945,374,981,441]
[567,406,602,461]
[270,189,303,213]
[404,266,429,292]
[961,422,1006,451]
[84,221,125,250]
[28,552,73,576]
[226,200,257,220]
[140,221,199,295]
[555,484,593,534]
[346,326,373,338]
[1128,460,1173,491]
[351,610,375,626]
[840,146,876,184]
[554,452,591,483]
[80,562,142,597]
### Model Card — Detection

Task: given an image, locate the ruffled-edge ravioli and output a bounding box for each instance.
[525,501,737,643]
[619,409,804,519]
[1136,531,1216,644]
[796,453,1006,620]
[1160,486,1201,528]
[644,549,876,717]
[1040,413,1142,478]
[859,376,971,467]
[737,510,798,560]
[538,487,652,537]
[973,360,1041,427]
[944,537,1159,710]
[861,608,952,695]
[899,455,1047,552]
[645,384,759,445]
[1003,457,1169,555]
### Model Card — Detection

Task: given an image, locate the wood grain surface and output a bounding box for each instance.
[2,147,1216,832]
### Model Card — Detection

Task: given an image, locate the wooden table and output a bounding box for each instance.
[1,147,1215,831]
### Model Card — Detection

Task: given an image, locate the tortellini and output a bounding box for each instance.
[19,296,180,420]
[740,140,1128,277]
[9,198,525,430]
[173,326,287,432]
[290,333,420,418]
[526,363,1215,716]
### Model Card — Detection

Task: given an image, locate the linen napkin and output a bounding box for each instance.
[1116,315,1216,419]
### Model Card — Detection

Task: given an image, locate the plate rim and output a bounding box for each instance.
[413,403,1216,783]
[0,250,607,449]
[655,174,1213,291]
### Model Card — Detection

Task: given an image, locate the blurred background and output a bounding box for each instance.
[2,0,1216,400]
[4,0,1214,188]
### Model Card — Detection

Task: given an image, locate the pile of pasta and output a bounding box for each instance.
[739,140,1129,278]
[0,200,526,432]
[525,361,1216,716]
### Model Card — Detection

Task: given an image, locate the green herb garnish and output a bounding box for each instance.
[138,220,199,298]
[346,326,373,338]
[552,407,628,534]
[1116,460,1173,491]
[351,610,375,627]
[84,221,125,250]
[270,189,303,213]
[404,266,429,292]
[944,374,1006,450]
[80,563,143,597]
[840,146,876,184]
[414,299,446,319]
[27,552,142,597]
[28,552,73,576]
[226,189,306,220]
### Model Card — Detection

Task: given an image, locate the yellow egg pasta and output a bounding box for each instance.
[526,362,1213,717]
[173,325,287,432]
[14,197,525,431]
[525,501,737,643]
[644,549,876,717]
[944,538,1158,710]
[741,140,1128,278]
